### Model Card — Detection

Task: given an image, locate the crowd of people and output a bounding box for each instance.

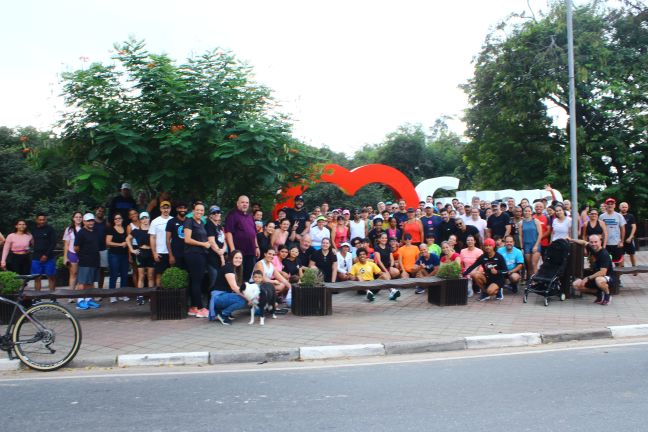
[0,182,641,322]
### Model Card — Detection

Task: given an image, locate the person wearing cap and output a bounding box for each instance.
[310,215,331,250]
[149,200,173,287]
[377,201,386,214]
[108,182,137,221]
[420,203,440,240]
[393,199,409,228]
[335,242,354,281]
[342,209,351,224]
[146,191,172,221]
[398,233,421,278]
[205,205,227,292]
[462,238,508,301]
[402,207,424,246]
[166,201,188,270]
[184,202,211,318]
[285,195,309,240]
[225,196,260,281]
[127,212,155,305]
[349,247,387,301]
[349,209,367,242]
[599,198,626,267]
[73,213,101,310]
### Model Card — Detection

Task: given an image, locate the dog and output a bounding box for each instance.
[242,282,277,325]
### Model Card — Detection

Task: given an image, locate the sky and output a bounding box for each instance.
[2,0,576,155]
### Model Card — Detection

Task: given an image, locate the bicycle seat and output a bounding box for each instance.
[16,274,45,282]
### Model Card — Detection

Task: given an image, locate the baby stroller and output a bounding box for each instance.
[523,239,571,306]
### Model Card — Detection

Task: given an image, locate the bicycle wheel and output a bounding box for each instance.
[12,302,82,371]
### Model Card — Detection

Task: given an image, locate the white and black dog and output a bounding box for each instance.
[242,282,277,325]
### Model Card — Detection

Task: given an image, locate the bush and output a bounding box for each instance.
[300,267,324,287]
[56,256,66,270]
[0,271,22,294]
[437,261,462,279]
[160,267,189,290]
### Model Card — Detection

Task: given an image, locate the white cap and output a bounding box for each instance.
[83,213,95,221]
[424,203,434,209]
[121,182,131,190]
[139,211,150,219]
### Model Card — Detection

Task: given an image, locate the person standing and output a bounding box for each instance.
[94,205,108,290]
[74,213,101,310]
[619,202,637,267]
[402,208,424,246]
[206,205,226,291]
[127,212,154,305]
[519,206,542,280]
[599,198,626,267]
[1,219,33,275]
[285,195,309,240]
[30,213,57,290]
[166,201,188,270]
[106,212,129,302]
[108,183,137,221]
[184,202,211,318]
[550,204,572,241]
[150,200,172,287]
[62,212,83,289]
[225,195,259,281]
[486,203,511,240]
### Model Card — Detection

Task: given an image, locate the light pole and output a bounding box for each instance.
[566,0,579,238]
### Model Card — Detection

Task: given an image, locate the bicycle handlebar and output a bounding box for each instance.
[16,274,46,282]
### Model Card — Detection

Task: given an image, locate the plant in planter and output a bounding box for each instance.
[154,267,189,320]
[436,261,462,279]
[0,271,22,324]
[292,268,330,316]
[55,256,69,287]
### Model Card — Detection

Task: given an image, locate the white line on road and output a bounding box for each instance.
[2,340,648,383]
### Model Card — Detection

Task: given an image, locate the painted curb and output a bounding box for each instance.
[541,328,613,344]
[210,348,299,364]
[608,324,648,338]
[0,359,21,371]
[465,332,542,349]
[384,338,467,355]
[70,355,117,368]
[300,344,385,360]
[117,352,209,367]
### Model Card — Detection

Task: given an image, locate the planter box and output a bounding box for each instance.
[428,278,468,306]
[151,288,187,320]
[56,267,70,288]
[0,294,21,325]
[291,284,332,316]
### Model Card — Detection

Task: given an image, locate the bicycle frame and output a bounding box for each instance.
[0,277,51,347]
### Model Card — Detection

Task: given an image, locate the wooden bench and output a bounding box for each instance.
[612,265,648,295]
[23,287,162,319]
[292,277,469,316]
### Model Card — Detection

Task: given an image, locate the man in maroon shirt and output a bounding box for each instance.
[225,195,260,280]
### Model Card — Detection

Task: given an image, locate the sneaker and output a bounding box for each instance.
[479,293,490,302]
[188,307,199,316]
[110,297,118,303]
[86,299,101,309]
[388,289,401,301]
[601,295,611,306]
[467,286,474,298]
[120,296,130,302]
[216,314,232,325]
[196,308,209,318]
[94,297,103,302]
[415,287,426,295]
[75,300,89,310]
[366,291,375,302]
[68,298,76,304]
[496,288,504,301]
[136,296,145,306]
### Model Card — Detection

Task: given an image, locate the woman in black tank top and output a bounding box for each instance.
[582,210,608,245]
[373,233,399,279]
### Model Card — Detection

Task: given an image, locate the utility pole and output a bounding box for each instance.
[566,0,579,238]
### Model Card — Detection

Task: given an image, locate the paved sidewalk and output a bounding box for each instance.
[39,251,648,362]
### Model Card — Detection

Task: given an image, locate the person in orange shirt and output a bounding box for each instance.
[398,233,421,278]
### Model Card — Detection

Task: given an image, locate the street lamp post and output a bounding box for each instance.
[566,0,579,238]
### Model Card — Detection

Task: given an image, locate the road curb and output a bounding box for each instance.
[70,355,117,368]
[383,338,466,355]
[0,359,21,371]
[465,332,542,349]
[608,324,648,338]
[117,352,209,367]
[210,348,299,364]
[541,328,613,344]
[300,344,385,360]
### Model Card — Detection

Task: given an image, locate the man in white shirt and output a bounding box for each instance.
[349,209,367,241]
[465,207,487,240]
[599,197,626,267]
[150,200,173,286]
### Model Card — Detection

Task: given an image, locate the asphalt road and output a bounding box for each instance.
[2,342,647,432]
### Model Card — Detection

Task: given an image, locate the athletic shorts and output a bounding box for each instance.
[67,251,79,264]
[523,243,541,255]
[605,245,624,262]
[624,241,636,255]
[99,249,109,268]
[77,266,98,284]
[154,253,170,274]
[585,275,612,290]
[31,258,56,277]
[485,277,505,289]
[136,249,154,268]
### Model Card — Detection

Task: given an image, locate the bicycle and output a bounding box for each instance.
[0,274,82,371]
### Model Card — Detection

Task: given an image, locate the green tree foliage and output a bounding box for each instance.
[463,2,647,212]
[59,38,320,206]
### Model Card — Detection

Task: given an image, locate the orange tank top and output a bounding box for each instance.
[402,221,422,244]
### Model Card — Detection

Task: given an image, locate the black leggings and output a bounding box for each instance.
[185,253,206,309]
[8,253,31,275]
[243,255,256,282]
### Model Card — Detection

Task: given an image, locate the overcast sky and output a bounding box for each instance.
[3,0,583,155]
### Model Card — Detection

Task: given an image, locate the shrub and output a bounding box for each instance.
[160,267,189,290]
[56,256,66,270]
[0,271,22,294]
[300,267,324,287]
[437,261,462,279]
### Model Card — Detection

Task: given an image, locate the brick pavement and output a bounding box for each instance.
[45,251,648,361]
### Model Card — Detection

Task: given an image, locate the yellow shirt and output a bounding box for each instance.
[350,261,382,281]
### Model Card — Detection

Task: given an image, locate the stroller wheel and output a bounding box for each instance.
[560,293,566,301]
[523,294,528,303]
[544,298,549,307]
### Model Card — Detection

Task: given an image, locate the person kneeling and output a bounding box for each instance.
[349,247,392,301]
[571,235,614,305]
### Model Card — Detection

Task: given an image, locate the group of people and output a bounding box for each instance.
[0,182,640,321]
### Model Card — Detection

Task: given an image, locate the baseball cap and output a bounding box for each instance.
[209,205,221,214]
[424,203,434,209]
[605,198,616,204]
[342,209,350,215]
[373,215,383,221]
[160,200,171,208]
[340,242,351,248]
[83,213,95,221]
[316,215,326,222]
[295,195,304,202]
[120,182,131,190]
[407,207,415,212]
[484,238,495,247]
[139,211,150,219]
[403,233,413,240]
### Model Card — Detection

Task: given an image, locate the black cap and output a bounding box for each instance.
[407,207,415,212]
[403,233,413,240]
[295,195,304,202]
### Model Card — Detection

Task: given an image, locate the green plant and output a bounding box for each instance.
[0,271,22,294]
[160,267,189,290]
[300,267,324,287]
[56,256,66,270]
[436,261,462,279]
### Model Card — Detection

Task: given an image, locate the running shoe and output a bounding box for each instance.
[366,291,376,302]
[136,296,145,306]
[415,287,426,294]
[495,288,504,301]
[86,299,101,309]
[601,295,611,306]
[216,314,232,325]
[110,297,118,303]
[388,288,401,301]
[479,293,490,302]
[188,307,198,316]
[120,296,130,302]
[76,300,89,310]
[196,308,209,318]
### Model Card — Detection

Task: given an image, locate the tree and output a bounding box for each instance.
[58,38,320,207]
[463,2,648,215]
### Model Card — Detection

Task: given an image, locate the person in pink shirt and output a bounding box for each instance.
[1,219,33,275]
[460,235,485,295]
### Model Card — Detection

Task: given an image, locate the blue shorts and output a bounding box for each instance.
[523,243,541,255]
[31,258,56,276]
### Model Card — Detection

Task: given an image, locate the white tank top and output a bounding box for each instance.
[260,260,274,279]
